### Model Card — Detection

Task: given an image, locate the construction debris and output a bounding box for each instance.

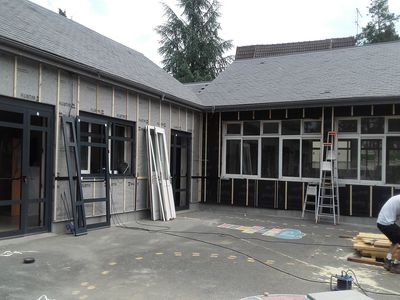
[348,232,400,266]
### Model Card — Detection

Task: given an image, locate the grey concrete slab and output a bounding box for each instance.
[0,205,399,300]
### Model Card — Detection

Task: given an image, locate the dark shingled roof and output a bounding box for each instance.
[199,41,400,109]
[0,0,202,106]
[235,37,356,60]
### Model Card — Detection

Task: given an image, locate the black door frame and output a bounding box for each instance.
[170,130,192,211]
[0,96,54,238]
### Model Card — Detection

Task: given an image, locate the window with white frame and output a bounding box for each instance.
[337,116,400,184]
[222,119,321,179]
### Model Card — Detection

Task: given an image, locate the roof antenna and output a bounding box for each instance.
[355,8,362,36]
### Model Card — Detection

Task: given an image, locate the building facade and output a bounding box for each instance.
[1,0,400,239]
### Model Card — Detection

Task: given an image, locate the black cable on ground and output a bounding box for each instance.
[118,224,400,297]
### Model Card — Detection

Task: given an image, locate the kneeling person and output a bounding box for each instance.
[377,194,400,272]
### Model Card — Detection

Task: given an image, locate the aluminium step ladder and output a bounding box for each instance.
[301,183,318,220]
[316,131,340,225]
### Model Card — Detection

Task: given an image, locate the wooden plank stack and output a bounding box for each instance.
[348,232,400,266]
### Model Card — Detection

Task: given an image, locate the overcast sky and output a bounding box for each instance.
[29,0,400,66]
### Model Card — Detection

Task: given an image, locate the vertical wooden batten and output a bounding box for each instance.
[38,63,42,102]
[203,113,208,203]
[13,56,17,97]
[52,69,61,221]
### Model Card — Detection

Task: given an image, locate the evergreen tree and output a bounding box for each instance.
[357,0,399,44]
[156,0,232,83]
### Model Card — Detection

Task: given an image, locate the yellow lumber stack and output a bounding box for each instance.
[351,232,400,260]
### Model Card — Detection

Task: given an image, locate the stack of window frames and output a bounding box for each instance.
[146,126,176,221]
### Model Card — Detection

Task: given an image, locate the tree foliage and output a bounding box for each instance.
[58,8,67,17]
[357,0,399,44]
[156,0,233,83]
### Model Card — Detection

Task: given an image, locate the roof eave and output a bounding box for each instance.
[0,36,204,111]
[203,95,400,112]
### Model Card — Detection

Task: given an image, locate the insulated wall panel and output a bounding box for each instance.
[41,64,57,105]
[0,51,13,97]
[257,180,275,208]
[305,107,322,119]
[221,111,238,121]
[248,180,256,207]
[171,105,180,130]
[125,178,135,211]
[339,185,350,216]
[372,186,392,217]
[205,179,217,203]
[127,92,137,121]
[79,78,97,113]
[277,181,286,210]
[287,182,302,210]
[161,102,170,150]
[114,88,127,120]
[98,84,112,116]
[82,182,94,217]
[55,180,72,221]
[353,105,371,116]
[180,108,187,131]
[351,185,369,217]
[137,97,149,177]
[150,99,161,126]
[135,179,148,210]
[187,111,193,133]
[220,179,232,205]
[59,71,77,116]
[287,108,303,119]
[16,57,39,102]
[94,181,106,216]
[233,179,246,206]
[239,111,253,121]
[374,104,393,116]
[333,106,351,117]
[254,110,269,120]
[111,178,124,214]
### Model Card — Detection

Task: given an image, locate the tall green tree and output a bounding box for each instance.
[156,0,233,83]
[357,0,399,44]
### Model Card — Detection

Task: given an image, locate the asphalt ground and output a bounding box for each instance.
[0,205,399,300]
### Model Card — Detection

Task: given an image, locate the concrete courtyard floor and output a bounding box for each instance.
[1,205,399,300]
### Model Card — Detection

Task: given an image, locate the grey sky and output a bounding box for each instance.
[29,0,400,66]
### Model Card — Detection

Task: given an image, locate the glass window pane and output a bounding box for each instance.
[388,119,400,132]
[302,140,320,178]
[282,139,300,177]
[261,138,279,178]
[303,121,321,134]
[91,147,106,174]
[361,117,384,134]
[386,137,400,184]
[338,120,357,133]
[262,122,279,134]
[242,140,258,175]
[30,115,48,127]
[360,139,382,181]
[226,140,240,174]
[282,120,300,135]
[243,122,260,135]
[226,123,241,135]
[338,139,358,179]
[0,109,23,124]
[114,125,125,137]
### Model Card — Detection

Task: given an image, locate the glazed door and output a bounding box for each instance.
[0,99,53,237]
[170,130,191,210]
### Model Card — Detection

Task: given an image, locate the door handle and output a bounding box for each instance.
[22,176,27,183]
